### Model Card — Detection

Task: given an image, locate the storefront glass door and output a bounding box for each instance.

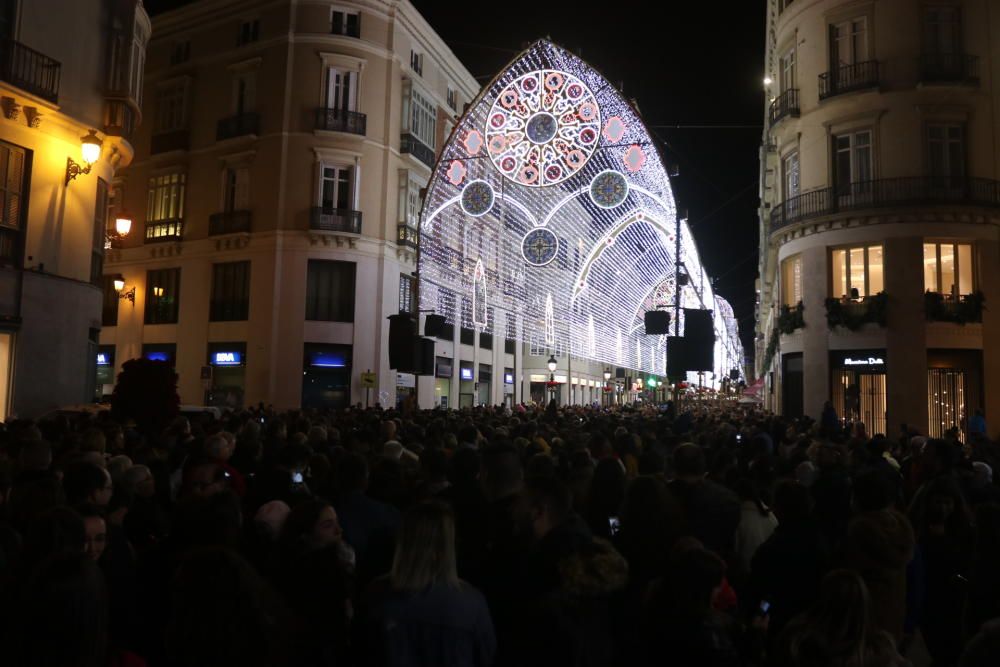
[928,369,966,438]
[833,369,886,435]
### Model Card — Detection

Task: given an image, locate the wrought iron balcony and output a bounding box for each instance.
[217,112,260,140]
[920,53,980,85]
[209,210,252,236]
[400,132,435,169]
[768,89,799,126]
[397,223,418,249]
[314,107,366,135]
[770,176,1000,232]
[151,128,189,154]
[0,38,61,102]
[309,207,362,234]
[825,293,887,330]
[819,60,880,100]
[925,290,984,324]
[145,219,184,243]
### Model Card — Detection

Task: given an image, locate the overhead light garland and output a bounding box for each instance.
[418,40,744,385]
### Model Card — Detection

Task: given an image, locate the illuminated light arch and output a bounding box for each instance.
[418,40,742,380]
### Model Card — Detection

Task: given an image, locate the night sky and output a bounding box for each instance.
[148,0,765,358]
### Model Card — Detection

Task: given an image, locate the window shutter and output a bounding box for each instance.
[1,144,25,228]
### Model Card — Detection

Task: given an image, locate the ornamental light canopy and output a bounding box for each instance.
[418,40,743,384]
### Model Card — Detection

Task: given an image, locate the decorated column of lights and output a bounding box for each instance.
[418,40,743,384]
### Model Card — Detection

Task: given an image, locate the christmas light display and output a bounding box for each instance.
[418,40,744,385]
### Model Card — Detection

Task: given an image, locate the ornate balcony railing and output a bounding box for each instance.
[778,302,805,334]
[400,133,435,169]
[920,53,980,84]
[151,128,189,154]
[209,210,251,236]
[768,88,800,126]
[0,39,60,102]
[309,207,362,234]
[314,107,366,135]
[397,223,418,249]
[825,293,887,330]
[819,60,880,100]
[925,290,984,324]
[216,112,260,140]
[770,176,1000,232]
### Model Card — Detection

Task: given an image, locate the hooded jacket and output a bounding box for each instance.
[845,509,915,641]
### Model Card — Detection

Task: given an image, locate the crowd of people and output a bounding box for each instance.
[1,397,999,667]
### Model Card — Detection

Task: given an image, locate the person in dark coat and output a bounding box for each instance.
[334,452,400,586]
[667,443,741,559]
[844,470,915,643]
[751,480,831,645]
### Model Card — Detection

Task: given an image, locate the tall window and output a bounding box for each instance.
[403,83,436,149]
[782,151,799,200]
[130,19,148,107]
[210,261,250,321]
[91,178,108,286]
[781,254,802,306]
[833,130,872,195]
[397,171,421,228]
[399,273,415,313]
[325,67,357,112]
[221,167,248,212]
[924,6,960,54]
[146,172,185,241]
[831,245,883,299]
[928,124,964,187]
[305,260,356,321]
[446,86,457,111]
[237,19,259,46]
[154,81,187,133]
[233,71,256,114]
[924,242,973,297]
[320,165,352,211]
[830,18,868,67]
[331,9,360,37]
[410,49,423,76]
[0,141,27,266]
[101,275,120,327]
[144,268,181,324]
[780,48,796,91]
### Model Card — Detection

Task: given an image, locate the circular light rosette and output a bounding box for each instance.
[486,69,601,187]
[461,180,495,217]
[589,170,629,209]
[521,227,560,266]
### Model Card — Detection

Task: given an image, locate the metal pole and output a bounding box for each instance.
[673,213,682,410]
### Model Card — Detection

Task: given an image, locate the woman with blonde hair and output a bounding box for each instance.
[774,569,907,667]
[357,501,495,667]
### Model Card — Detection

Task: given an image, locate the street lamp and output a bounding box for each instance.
[106,211,133,249]
[602,368,612,408]
[65,129,103,186]
[113,274,135,305]
[547,355,557,373]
